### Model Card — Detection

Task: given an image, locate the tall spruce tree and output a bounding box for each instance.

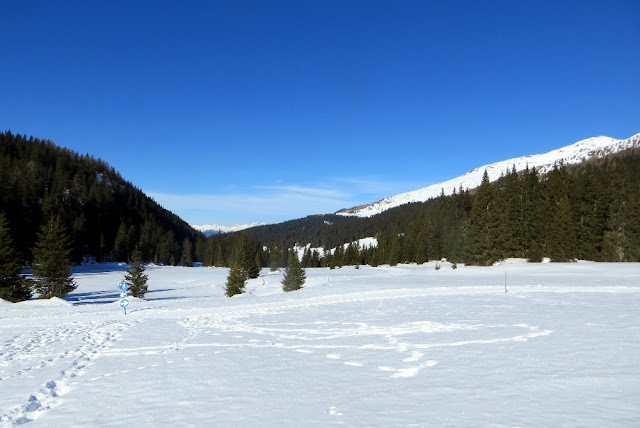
[0,214,31,302]
[31,216,77,298]
[546,194,577,262]
[180,237,193,266]
[465,171,502,265]
[125,249,148,298]
[282,251,306,292]
[225,260,247,297]
[268,243,282,271]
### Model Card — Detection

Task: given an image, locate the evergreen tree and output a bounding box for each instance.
[180,237,193,266]
[546,195,577,262]
[31,216,76,298]
[521,167,544,261]
[336,244,347,268]
[311,249,321,267]
[465,171,501,265]
[235,233,260,278]
[602,177,640,261]
[0,214,31,302]
[253,251,263,276]
[574,166,608,260]
[344,242,360,266]
[225,260,247,297]
[268,243,282,271]
[125,249,148,298]
[368,247,380,267]
[282,251,306,292]
[114,222,130,262]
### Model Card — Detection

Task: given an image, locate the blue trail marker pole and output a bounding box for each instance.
[119,281,130,315]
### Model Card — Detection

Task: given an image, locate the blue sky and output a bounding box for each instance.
[2,1,639,226]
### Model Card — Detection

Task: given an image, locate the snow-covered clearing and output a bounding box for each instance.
[1,262,639,426]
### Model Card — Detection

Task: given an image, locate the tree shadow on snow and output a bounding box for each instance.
[71,264,130,275]
[65,288,178,305]
[65,290,121,305]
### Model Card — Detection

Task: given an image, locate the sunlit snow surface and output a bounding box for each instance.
[1,262,639,426]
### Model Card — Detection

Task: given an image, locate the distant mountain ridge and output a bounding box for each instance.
[337,132,640,217]
[193,223,266,236]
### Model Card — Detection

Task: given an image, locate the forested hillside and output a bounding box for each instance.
[3,130,638,269]
[0,131,203,265]
[245,148,640,266]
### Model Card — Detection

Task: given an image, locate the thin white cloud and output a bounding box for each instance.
[147,188,352,226]
[146,176,422,226]
[256,184,351,199]
[329,176,423,196]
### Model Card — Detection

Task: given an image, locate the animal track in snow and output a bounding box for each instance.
[0,320,130,425]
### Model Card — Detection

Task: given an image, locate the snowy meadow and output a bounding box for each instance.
[1,262,639,427]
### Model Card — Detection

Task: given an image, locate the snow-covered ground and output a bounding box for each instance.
[1,262,639,426]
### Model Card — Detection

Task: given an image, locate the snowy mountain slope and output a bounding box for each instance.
[337,132,640,217]
[192,223,265,236]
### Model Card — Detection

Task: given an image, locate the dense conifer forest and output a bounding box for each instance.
[245,147,640,267]
[0,131,203,265]
[3,131,638,273]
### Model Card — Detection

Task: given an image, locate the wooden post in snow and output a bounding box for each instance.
[504,272,508,294]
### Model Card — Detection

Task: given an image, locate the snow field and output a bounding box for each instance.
[1,262,639,426]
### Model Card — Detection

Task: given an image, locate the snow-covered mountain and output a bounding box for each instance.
[337,132,640,218]
[192,223,265,236]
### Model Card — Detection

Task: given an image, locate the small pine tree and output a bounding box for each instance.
[31,216,76,298]
[125,249,148,298]
[0,214,31,302]
[225,261,247,297]
[282,252,306,292]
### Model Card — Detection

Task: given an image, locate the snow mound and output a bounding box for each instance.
[19,297,74,306]
[493,258,529,265]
